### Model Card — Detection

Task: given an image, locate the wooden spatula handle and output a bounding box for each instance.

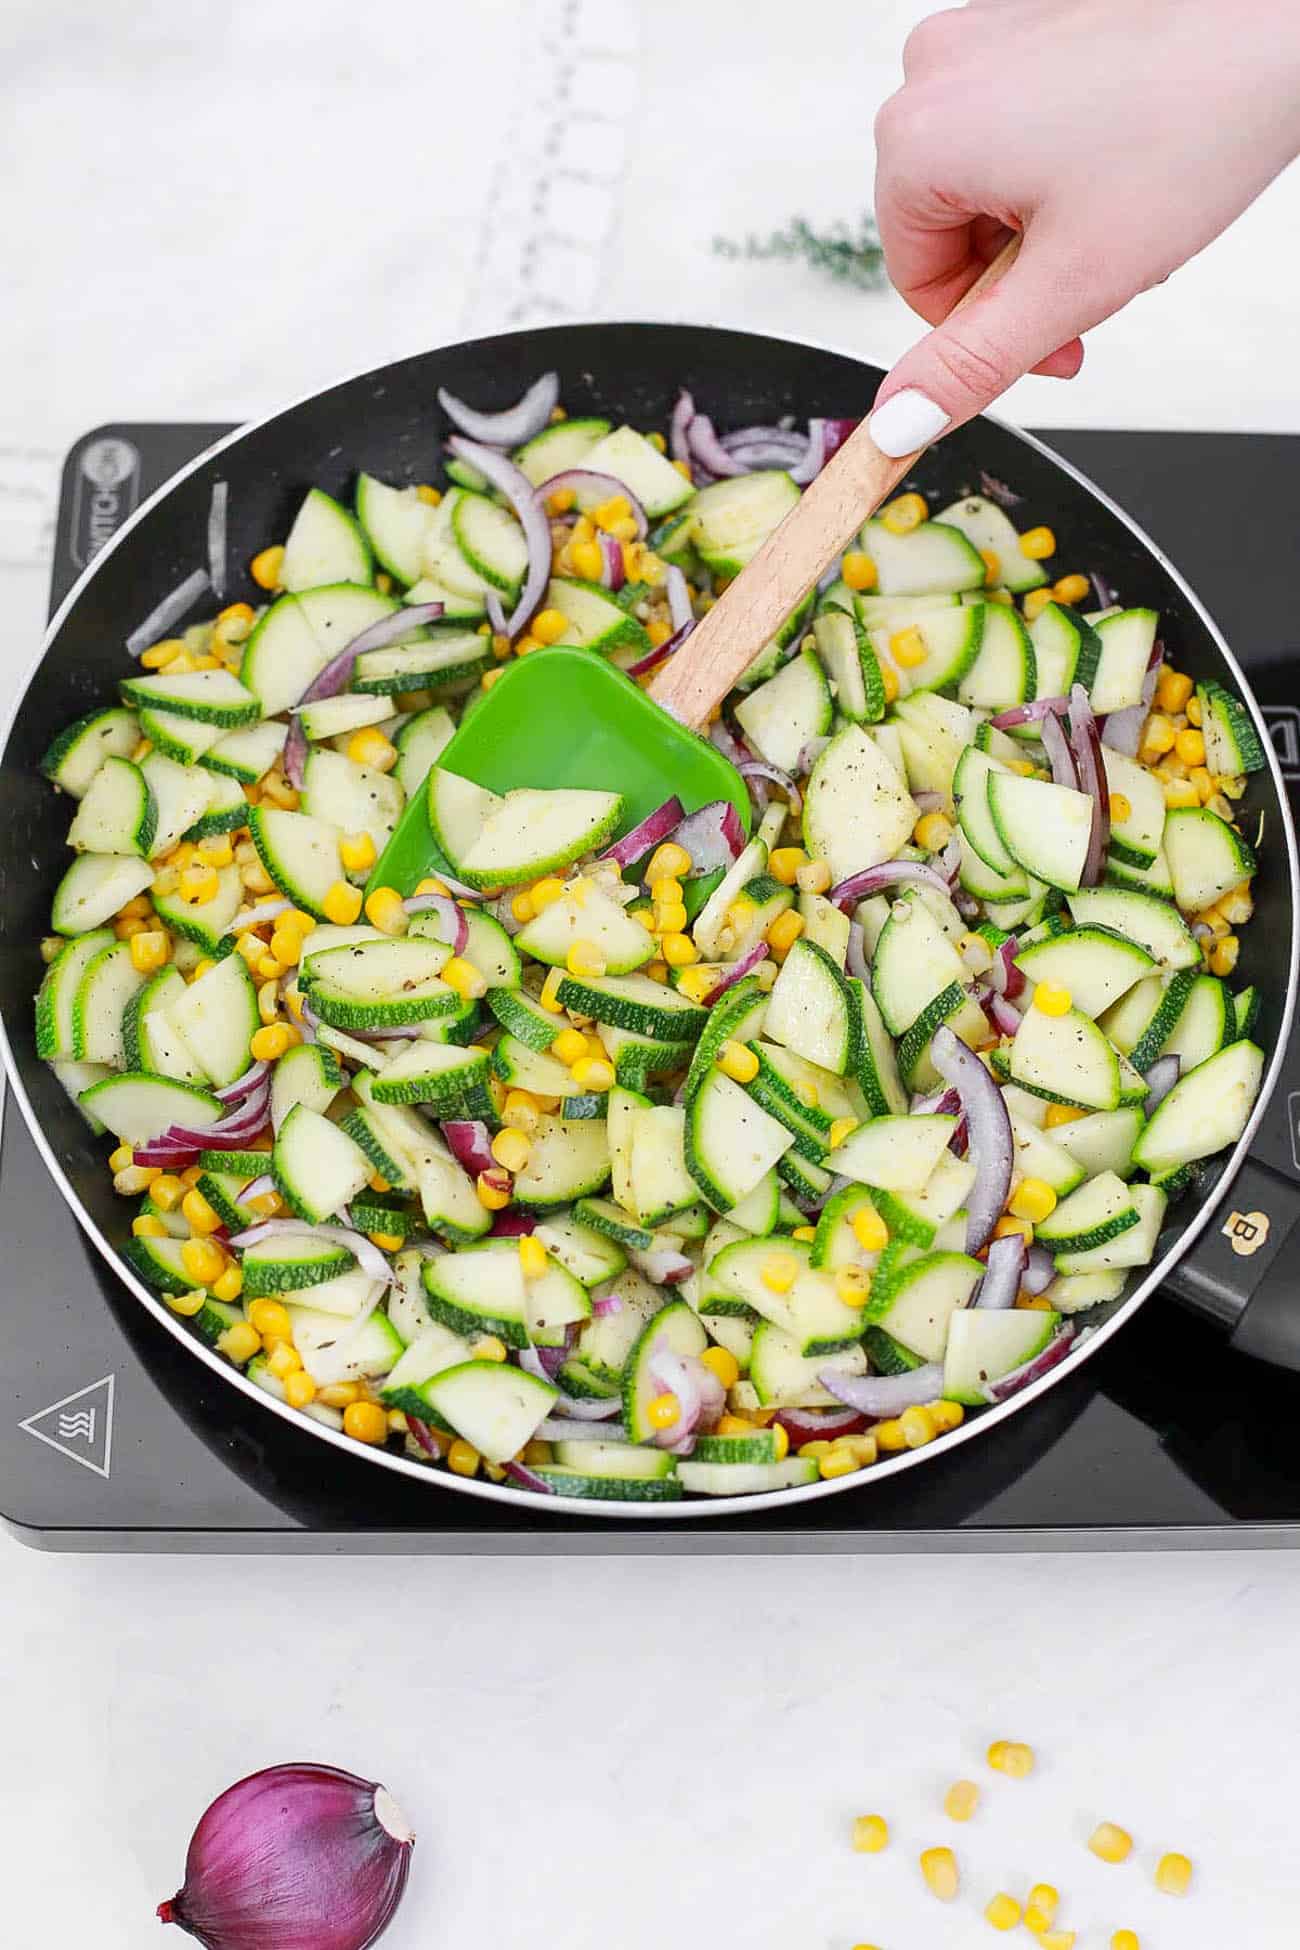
[647,234,1022,730]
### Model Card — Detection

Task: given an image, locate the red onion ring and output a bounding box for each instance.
[437,370,559,446]
[931,1024,1014,1254]
[163,1079,272,1150]
[228,1217,394,1286]
[709,717,752,767]
[983,1322,1077,1402]
[485,589,508,636]
[542,1386,622,1421]
[536,470,648,540]
[215,1059,271,1104]
[446,437,550,639]
[773,1404,871,1445]
[830,860,952,911]
[1022,1244,1056,1295]
[628,1244,694,1285]
[599,797,685,870]
[597,533,625,590]
[988,935,1025,999]
[669,390,695,465]
[133,1138,202,1169]
[789,416,856,485]
[590,1290,623,1316]
[402,891,468,954]
[846,920,870,983]
[738,759,801,814]
[796,735,831,776]
[408,1417,443,1459]
[686,414,745,478]
[1143,1052,1181,1114]
[442,1120,496,1177]
[979,986,1024,1039]
[978,469,1023,508]
[1068,681,1111,886]
[224,898,290,935]
[990,696,1069,729]
[284,599,444,787]
[911,1086,962,1116]
[665,564,693,634]
[504,1460,555,1494]
[489,1210,537,1237]
[819,1363,945,1416]
[667,798,746,875]
[697,940,768,1002]
[974,1230,1026,1310]
[240,1173,275,1203]
[1039,709,1079,790]
[534,1415,627,1442]
[1089,569,1120,609]
[623,628,688,677]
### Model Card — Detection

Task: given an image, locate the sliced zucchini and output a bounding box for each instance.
[988,771,1094,893]
[535,577,651,660]
[555,970,706,1043]
[1051,1182,1167,1276]
[296,693,393,744]
[942,1308,1062,1406]
[393,706,456,797]
[162,951,259,1086]
[534,1209,628,1286]
[286,1307,403,1388]
[70,937,143,1066]
[152,865,243,956]
[270,1042,345,1132]
[240,1231,355,1298]
[1131,1040,1264,1174]
[370,1039,491,1113]
[957,603,1036,709]
[79,1071,223,1143]
[685,1069,793,1211]
[515,880,654,974]
[452,786,623,890]
[803,723,917,887]
[280,486,373,592]
[857,516,984,596]
[847,976,909,1116]
[734,646,833,773]
[746,1321,866,1408]
[891,690,976,795]
[35,927,115,1060]
[1088,609,1158,713]
[513,415,611,486]
[354,474,431,585]
[764,938,856,1075]
[811,608,887,723]
[119,667,259,728]
[1067,886,1200,970]
[184,768,249,841]
[1009,1002,1122,1110]
[42,706,139,799]
[272,1103,371,1224]
[352,630,490,695]
[579,425,696,521]
[1197,678,1267,775]
[622,1296,708,1440]
[936,496,1049,595]
[137,707,225,767]
[421,1241,529,1345]
[1014,925,1156,1018]
[1101,745,1165,868]
[873,1249,984,1361]
[450,490,527,594]
[1034,1171,1140,1254]
[199,718,288,785]
[50,854,153,936]
[66,756,156,858]
[872,889,968,1036]
[247,807,346,922]
[825,1113,958,1193]
[511,1116,612,1208]
[300,747,405,854]
[1162,806,1256,913]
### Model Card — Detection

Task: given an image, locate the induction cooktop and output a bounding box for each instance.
[3,420,1299,1552]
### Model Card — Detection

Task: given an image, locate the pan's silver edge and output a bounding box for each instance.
[1,323,1296,1527]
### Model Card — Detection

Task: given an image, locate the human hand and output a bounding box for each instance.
[867,0,1300,455]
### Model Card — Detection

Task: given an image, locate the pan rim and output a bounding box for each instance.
[1,319,1296,1524]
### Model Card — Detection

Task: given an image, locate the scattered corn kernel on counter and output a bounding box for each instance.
[24,365,1278,1514]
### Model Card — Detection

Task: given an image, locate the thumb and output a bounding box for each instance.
[867,230,1093,457]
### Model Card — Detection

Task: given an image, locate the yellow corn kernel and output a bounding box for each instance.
[132,737,154,761]
[839,549,876,592]
[242,1300,289,1345]
[538,967,566,1016]
[654,901,689,937]
[480,666,506,691]
[1155,666,1193,713]
[698,1345,740,1390]
[987,1740,1035,1778]
[441,1436,478,1477]
[1153,1851,1192,1896]
[882,491,927,535]
[1020,524,1056,560]
[834,1264,871,1308]
[767,910,805,959]
[919,1846,959,1901]
[529,606,568,646]
[929,1399,965,1433]
[1111,1933,1140,1950]
[1174,726,1206,767]
[647,1392,680,1431]
[648,841,691,881]
[338,829,377,875]
[256,979,282,1027]
[878,660,899,703]
[944,1779,980,1822]
[217,1320,261,1364]
[890,625,929,669]
[565,939,607,980]
[1186,764,1214,803]
[984,1893,1021,1931]
[343,1400,389,1445]
[114,914,151,940]
[798,1439,831,1460]
[270,924,306,969]
[280,1369,315,1409]
[255,955,285,983]
[347,727,398,772]
[1186,691,1205,727]
[1162,776,1199,809]
[761,1252,800,1295]
[674,965,718,1004]
[1089,1821,1133,1864]
[571,1055,615,1092]
[1106,789,1134,825]
[322,880,364,925]
[649,876,683,909]
[487,1127,529,1176]
[248,1022,293,1062]
[179,864,221,907]
[180,1237,226,1286]
[139,637,186,669]
[127,928,170,975]
[1026,1884,1059,1930]
[847,1203,887,1254]
[1009,1176,1058,1224]
[514,634,544,658]
[900,1404,937,1449]
[1037,1936,1076,1950]
[1034,981,1072,1016]
[249,544,285,590]
[548,1027,587,1068]
[132,1214,167,1239]
[315,1381,361,1409]
[510,1235,546,1283]
[819,1448,862,1478]
[768,846,807,886]
[525,878,566,918]
[211,1263,243,1303]
[568,538,603,581]
[1019,584,1052,621]
[476,1169,512,1211]
[868,1414,903,1452]
[794,859,832,898]
[976,547,1000,587]
[716,1039,759,1084]
[791,1224,817,1244]
[180,1187,222,1236]
[166,1288,209,1319]
[1142,712,1177,755]
[657,931,695,968]
[1044,1102,1085,1129]
[825,1117,858,1152]
[441,955,487,1001]
[914,811,953,853]
[1053,573,1091,606]
[851,1813,889,1854]
[142,1173,180,1213]
[363,886,407,938]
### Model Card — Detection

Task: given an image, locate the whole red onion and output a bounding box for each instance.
[158,1763,413,1950]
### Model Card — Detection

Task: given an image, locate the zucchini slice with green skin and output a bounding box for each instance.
[600,1022,694,1089]
[1103,844,1177,900]
[747,1321,866,1408]
[370,1040,491,1112]
[622,1296,708,1441]
[857,516,985,597]
[1162,806,1256,913]
[513,415,612,485]
[286,1306,403,1388]
[421,1241,530,1346]
[872,1250,985,1362]
[1033,1171,1141,1254]
[1128,969,1201,1071]
[555,1440,679,1480]
[534,1209,628,1285]
[872,890,968,1037]
[935,495,1049,595]
[240,1233,356,1298]
[988,771,1094,893]
[511,1116,612,1209]
[846,976,909,1116]
[942,1308,1063,1406]
[895,984,987,1095]
[1026,602,1099,710]
[35,928,115,1059]
[392,705,456,798]
[862,1325,925,1374]
[1196,678,1266,774]
[953,745,1017,876]
[810,1183,884,1273]
[1131,1039,1265,1175]
[534,577,652,660]
[184,769,249,841]
[533,1465,682,1502]
[153,865,243,956]
[137,707,226,766]
[193,1168,265,1234]
[1067,886,1200,970]
[450,490,527,594]
[1155,975,1234,1073]
[268,1042,345,1133]
[146,747,232,856]
[1051,1182,1167,1276]
[580,425,698,521]
[808,609,889,726]
[339,1107,418,1193]
[1233,986,1261,1040]
[1101,746,1166,868]
[874,1152,977,1249]
[1099,971,1167,1054]
[124,1232,202,1296]
[692,1426,783,1466]
[1008,1002,1123,1110]
[162,952,259,1086]
[957,604,1036,710]
[764,937,857,1074]
[734,647,834,774]
[684,1069,793,1213]
[272,1103,372,1225]
[626,1103,697,1226]
[280,485,374,592]
[827,1114,960,1193]
[79,1072,224,1144]
[677,1457,819,1496]
[51,853,153,936]
[300,749,405,853]
[427,768,503,866]
[120,667,260,727]
[1009,1117,1087,1198]
[247,807,346,921]
[514,882,655,974]
[1088,609,1158,712]
[238,595,334,720]
[487,985,567,1053]
[490,1033,574,1098]
[1044,1269,1128,1315]
[452,786,623,891]
[573,1195,659,1254]
[1014,926,1157,1019]
[1048,1106,1144,1181]
[803,723,918,886]
[352,632,491,695]
[42,706,140,799]
[71,938,144,1066]
[199,719,288,785]
[354,474,431,585]
[66,756,156,857]
[555,971,706,1043]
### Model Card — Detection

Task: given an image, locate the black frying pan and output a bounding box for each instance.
[1,322,1296,1521]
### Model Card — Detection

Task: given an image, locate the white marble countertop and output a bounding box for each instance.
[4,3,1300,1943]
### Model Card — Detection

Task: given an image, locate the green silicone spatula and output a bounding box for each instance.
[368,240,1018,897]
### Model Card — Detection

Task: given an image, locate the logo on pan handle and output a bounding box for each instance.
[70,436,142,569]
[1222,1209,1270,1257]
[1261,703,1300,783]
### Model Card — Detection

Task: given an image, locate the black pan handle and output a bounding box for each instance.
[1165,1149,1300,1369]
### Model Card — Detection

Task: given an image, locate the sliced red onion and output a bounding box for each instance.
[723,435,811,470]
[667,798,746,876]
[623,628,687,678]
[686,413,745,478]
[954,890,981,919]
[1040,709,1079,790]
[796,735,831,776]
[590,1289,623,1316]
[990,696,1069,729]
[913,790,946,814]
[535,1415,628,1442]
[911,1086,961,1116]
[719,425,809,459]
[709,717,752,767]
[164,1080,272,1150]
[407,1416,443,1459]
[1143,1053,1181,1114]
[536,469,648,539]
[157,1762,413,1950]
[504,1460,555,1494]
[489,1210,537,1237]
[485,589,508,636]
[1068,682,1110,887]
[830,859,952,911]
[1089,569,1120,610]
[790,417,857,485]
[931,1024,1014,1255]
[240,1172,275,1203]
[402,891,468,953]
[227,1217,393,1285]
[431,868,485,902]
[134,1138,202,1169]
[937,831,962,887]
[665,564,693,634]
[1022,1244,1056,1295]
[669,390,695,465]
[283,599,444,789]
[978,469,1024,508]
[698,940,768,1002]
[126,567,211,658]
[846,920,870,983]
[819,1363,945,1416]
[988,935,1024,1000]
[773,1404,871,1445]
[446,437,550,639]
[983,1322,1078,1402]
[598,532,625,590]
[442,1120,496,1178]
[438,370,559,446]
[207,480,228,602]
[979,986,1024,1039]
[628,1243,694,1285]
[223,898,290,935]
[544,1388,622,1420]
[975,1231,1026,1310]
[599,796,685,870]
[215,1060,271,1104]
[738,759,801,814]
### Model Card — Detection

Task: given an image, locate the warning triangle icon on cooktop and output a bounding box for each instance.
[19,1374,115,1479]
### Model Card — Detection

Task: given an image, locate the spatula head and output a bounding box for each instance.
[368,644,752,896]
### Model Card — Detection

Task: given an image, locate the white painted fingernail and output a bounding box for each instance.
[868,388,951,458]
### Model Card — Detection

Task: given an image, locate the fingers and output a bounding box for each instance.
[1030,339,1085,380]
[867,227,1095,455]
